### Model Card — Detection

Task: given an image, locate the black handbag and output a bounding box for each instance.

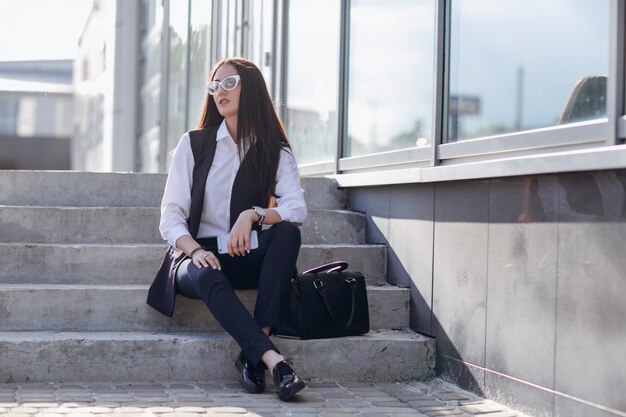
[277,261,370,339]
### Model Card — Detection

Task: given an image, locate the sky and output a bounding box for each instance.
[0,0,93,61]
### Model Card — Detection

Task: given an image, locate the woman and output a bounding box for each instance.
[147,58,307,401]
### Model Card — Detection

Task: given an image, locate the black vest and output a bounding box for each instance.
[147,125,265,317]
[188,127,265,236]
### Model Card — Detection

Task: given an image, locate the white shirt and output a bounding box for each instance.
[160,120,307,247]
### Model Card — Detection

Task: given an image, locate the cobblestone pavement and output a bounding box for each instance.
[0,378,532,417]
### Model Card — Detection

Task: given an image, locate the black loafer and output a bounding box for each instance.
[273,360,305,401]
[234,351,266,394]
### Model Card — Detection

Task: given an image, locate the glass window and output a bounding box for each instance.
[447,0,610,142]
[187,0,212,127]
[248,0,274,90]
[138,0,164,172]
[345,0,435,158]
[285,0,341,165]
[218,0,243,60]
[0,96,18,134]
[166,0,190,153]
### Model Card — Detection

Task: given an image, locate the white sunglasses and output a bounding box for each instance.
[206,75,241,95]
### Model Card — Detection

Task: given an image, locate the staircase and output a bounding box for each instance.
[0,170,434,383]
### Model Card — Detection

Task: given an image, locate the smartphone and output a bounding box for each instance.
[217,230,259,254]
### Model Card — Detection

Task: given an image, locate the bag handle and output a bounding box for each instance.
[313,277,358,329]
[302,261,348,275]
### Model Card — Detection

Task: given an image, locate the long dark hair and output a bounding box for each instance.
[197,58,291,206]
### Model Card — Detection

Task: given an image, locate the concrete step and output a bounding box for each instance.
[0,243,387,285]
[0,330,435,383]
[0,171,166,208]
[0,171,346,210]
[0,207,365,245]
[0,284,408,332]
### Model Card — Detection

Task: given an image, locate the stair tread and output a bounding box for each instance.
[0,283,404,290]
[0,242,386,248]
[0,328,427,342]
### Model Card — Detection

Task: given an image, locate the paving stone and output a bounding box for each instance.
[392,394,433,402]
[16,402,59,408]
[362,407,424,413]
[10,407,39,413]
[38,407,73,414]
[205,406,248,413]
[72,406,113,413]
[1,414,35,417]
[460,402,505,414]
[108,406,145,413]
[407,400,446,408]
[172,402,218,407]
[172,407,209,412]
[418,406,459,413]
[57,402,96,408]
[385,413,428,417]
[145,406,176,413]
[425,410,464,416]
[431,392,470,402]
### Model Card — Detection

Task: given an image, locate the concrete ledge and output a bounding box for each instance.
[0,171,345,209]
[0,330,434,383]
[0,284,409,332]
[0,207,366,245]
[0,243,387,285]
[0,171,166,207]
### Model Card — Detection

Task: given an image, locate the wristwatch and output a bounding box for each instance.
[252,206,266,226]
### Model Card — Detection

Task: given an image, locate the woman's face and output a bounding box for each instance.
[212,63,241,120]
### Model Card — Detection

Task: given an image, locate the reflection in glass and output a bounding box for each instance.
[285,0,341,165]
[187,0,212,127]
[447,0,610,142]
[520,172,626,223]
[166,0,189,156]
[248,0,274,91]
[345,0,434,157]
[138,0,164,172]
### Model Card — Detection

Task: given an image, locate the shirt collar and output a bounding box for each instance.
[216,119,232,142]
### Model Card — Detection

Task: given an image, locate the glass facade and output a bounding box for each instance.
[0,94,72,137]
[138,0,164,172]
[132,0,625,177]
[187,0,212,128]
[166,0,190,154]
[345,0,435,157]
[248,0,274,91]
[285,0,341,166]
[447,0,610,142]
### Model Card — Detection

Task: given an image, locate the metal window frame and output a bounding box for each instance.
[158,0,171,172]
[335,0,350,175]
[609,0,625,144]
[331,0,626,182]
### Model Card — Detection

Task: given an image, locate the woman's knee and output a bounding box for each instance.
[192,267,230,292]
[270,221,301,245]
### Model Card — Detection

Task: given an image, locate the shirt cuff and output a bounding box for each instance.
[273,206,291,223]
[166,224,192,248]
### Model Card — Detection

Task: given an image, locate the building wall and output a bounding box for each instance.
[348,170,626,417]
[0,135,70,170]
[73,0,137,172]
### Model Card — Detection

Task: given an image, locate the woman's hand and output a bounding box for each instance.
[228,209,256,256]
[191,248,221,270]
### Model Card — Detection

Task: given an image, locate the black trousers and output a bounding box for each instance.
[175,221,301,367]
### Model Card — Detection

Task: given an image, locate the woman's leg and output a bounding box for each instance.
[254,221,302,332]
[176,259,277,367]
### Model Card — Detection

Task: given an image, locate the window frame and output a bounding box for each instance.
[327,0,626,183]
